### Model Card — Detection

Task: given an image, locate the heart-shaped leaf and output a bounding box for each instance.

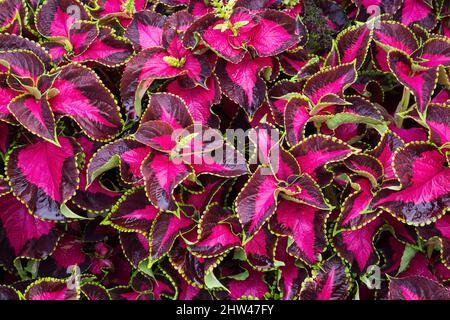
[6,137,81,220]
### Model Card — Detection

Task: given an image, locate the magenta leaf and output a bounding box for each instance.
[125,10,166,51]
[244,226,277,270]
[417,38,450,68]
[398,252,436,281]
[336,177,381,230]
[388,276,450,300]
[135,120,176,152]
[43,42,67,65]
[108,187,159,234]
[25,278,79,300]
[50,64,123,140]
[373,21,418,54]
[188,139,249,178]
[367,130,405,184]
[120,37,212,115]
[175,276,212,300]
[388,126,428,143]
[92,0,146,23]
[284,97,311,147]
[236,167,279,241]
[269,80,304,125]
[35,0,89,38]
[303,62,357,105]
[166,76,221,127]
[190,205,242,258]
[0,85,20,124]
[150,271,178,300]
[325,44,340,69]
[336,23,372,69]
[249,123,280,165]
[0,50,45,80]
[216,54,276,118]
[6,136,82,220]
[169,237,219,288]
[141,93,193,130]
[184,8,299,63]
[8,94,57,144]
[343,154,384,186]
[352,0,402,15]
[372,142,450,225]
[290,134,357,186]
[270,199,328,265]
[385,214,419,245]
[333,218,382,273]
[249,10,303,57]
[270,147,300,183]
[0,193,59,268]
[142,151,193,211]
[300,257,351,300]
[184,11,250,63]
[86,138,151,186]
[120,232,150,268]
[120,47,179,115]
[278,47,311,76]
[396,0,437,29]
[68,21,99,56]
[388,50,438,113]
[81,283,111,300]
[425,103,450,145]
[0,34,53,66]
[181,175,226,214]
[38,235,89,277]
[284,174,331,210]
[71,27,133,66]
[275,237,308,300]
[432,89,450,104]
[372,21,418,72]
[218,267,269,300]
[149,212,195,262]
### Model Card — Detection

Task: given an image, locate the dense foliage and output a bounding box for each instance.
[0,0,449,300]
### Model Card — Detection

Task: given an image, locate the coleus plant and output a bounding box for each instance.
[35,0,133,67]
[0,0,449,301]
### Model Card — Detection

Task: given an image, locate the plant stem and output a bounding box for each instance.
[394,87,410,128]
